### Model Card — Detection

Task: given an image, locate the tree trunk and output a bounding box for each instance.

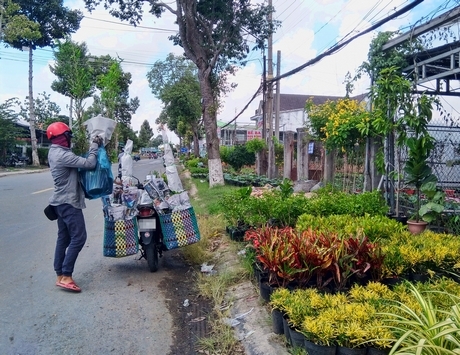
[198,70,224,187]
[28,47,39,166]
[193,130,199,157]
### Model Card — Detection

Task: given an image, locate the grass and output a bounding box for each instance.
[190,177,238,216]
[179,171,251,355]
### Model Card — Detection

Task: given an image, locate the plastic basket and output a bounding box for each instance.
[103,218,139,257]
[159,207,201,250]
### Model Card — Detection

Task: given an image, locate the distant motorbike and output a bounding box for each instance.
[2,153,29,167]
[133,154,141,162]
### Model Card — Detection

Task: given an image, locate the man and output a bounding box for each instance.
[47,122,103,293]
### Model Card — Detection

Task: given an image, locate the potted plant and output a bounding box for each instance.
[269,287,290,335]
[418,180,445,227]
[404,134,437,234]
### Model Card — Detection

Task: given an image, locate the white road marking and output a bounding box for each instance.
[32,188,54,194]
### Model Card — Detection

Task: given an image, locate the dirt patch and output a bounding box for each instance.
[160,249,212,355]
[181,170,198,198]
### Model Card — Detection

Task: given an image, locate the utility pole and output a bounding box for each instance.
[275,50,281,144]
[25,45,39,166]
[266,0,275,179]
[262,54,266,140]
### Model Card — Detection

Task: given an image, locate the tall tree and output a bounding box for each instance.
[49,38,94,133]
[149,135,163,148]
[0,0,40,43]
[3,0,82,166]
[138,120,153,148]
[147,54,202,156]
[84,0,278,187]
[93,56,139,155]
[15,91,61,129]
[0,98,23,160]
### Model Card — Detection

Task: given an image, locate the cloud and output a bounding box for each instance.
[2,0,459,141]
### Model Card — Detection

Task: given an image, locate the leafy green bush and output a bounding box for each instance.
[303,190,388,217]
[216,187,253,226]
[185,157,201,169]
[227,144,255,171]
[27,147,49,166]
[245,138,266,153]
[220,145,233,165]
[189,167,209,175]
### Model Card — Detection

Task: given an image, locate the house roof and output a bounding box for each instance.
[279,93,367,111]
[251,92,368,118]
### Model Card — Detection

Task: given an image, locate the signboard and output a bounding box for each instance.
[180,147,188,153]
[247,130,262,140]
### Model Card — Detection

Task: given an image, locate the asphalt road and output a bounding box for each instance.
[0,158,174,355]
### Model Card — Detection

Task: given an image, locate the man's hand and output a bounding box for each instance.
[93,135,104,147]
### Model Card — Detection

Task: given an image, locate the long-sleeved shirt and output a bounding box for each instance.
[48,143,99,209]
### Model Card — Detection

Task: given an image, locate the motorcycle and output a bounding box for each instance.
[137,202,164,272]
[3,153,29,167]
[134,177,166,272]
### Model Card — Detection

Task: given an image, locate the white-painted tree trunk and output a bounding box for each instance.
[208,158,224,187]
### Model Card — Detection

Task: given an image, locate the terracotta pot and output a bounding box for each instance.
[407,220,428,235]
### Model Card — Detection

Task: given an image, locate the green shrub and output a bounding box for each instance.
[227,144,255,171]
[245,138,266,153]
[185,157,201,169]
[303,190,387,217]
[189,167,209,175]
[27,147,49,166]
[296,214,405,241]
[220,145,233,165]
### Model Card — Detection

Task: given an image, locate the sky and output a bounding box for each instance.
[1,0,460,144]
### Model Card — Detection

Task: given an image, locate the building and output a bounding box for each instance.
[217,121,262,146]
[250,93,368,141]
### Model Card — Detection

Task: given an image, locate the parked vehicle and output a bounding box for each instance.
[134,176,166,272]
[133,154,141,161]
[2,153,29,167]
[137,201,164,272]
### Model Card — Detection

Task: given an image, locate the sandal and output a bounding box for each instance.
[56,280,81,293]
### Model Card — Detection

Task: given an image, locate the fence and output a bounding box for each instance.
[299,126,460,234]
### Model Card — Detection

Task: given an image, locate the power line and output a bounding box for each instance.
[271,0,426,83]
[83,16,177,33]
[223,0,426,127]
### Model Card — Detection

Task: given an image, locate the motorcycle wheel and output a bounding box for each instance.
[145,243,159,272]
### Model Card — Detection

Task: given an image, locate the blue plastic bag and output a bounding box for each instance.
[80,147,114,200]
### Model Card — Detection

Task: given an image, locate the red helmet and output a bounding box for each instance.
[46,122,71,140]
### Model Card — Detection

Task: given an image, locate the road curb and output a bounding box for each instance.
[0,168,50,178]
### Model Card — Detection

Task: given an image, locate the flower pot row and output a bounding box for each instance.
[267,277,460,355]
[271,309,389,355]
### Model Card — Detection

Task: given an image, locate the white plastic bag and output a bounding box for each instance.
[120,139,134,177]
[83,115,117,146]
